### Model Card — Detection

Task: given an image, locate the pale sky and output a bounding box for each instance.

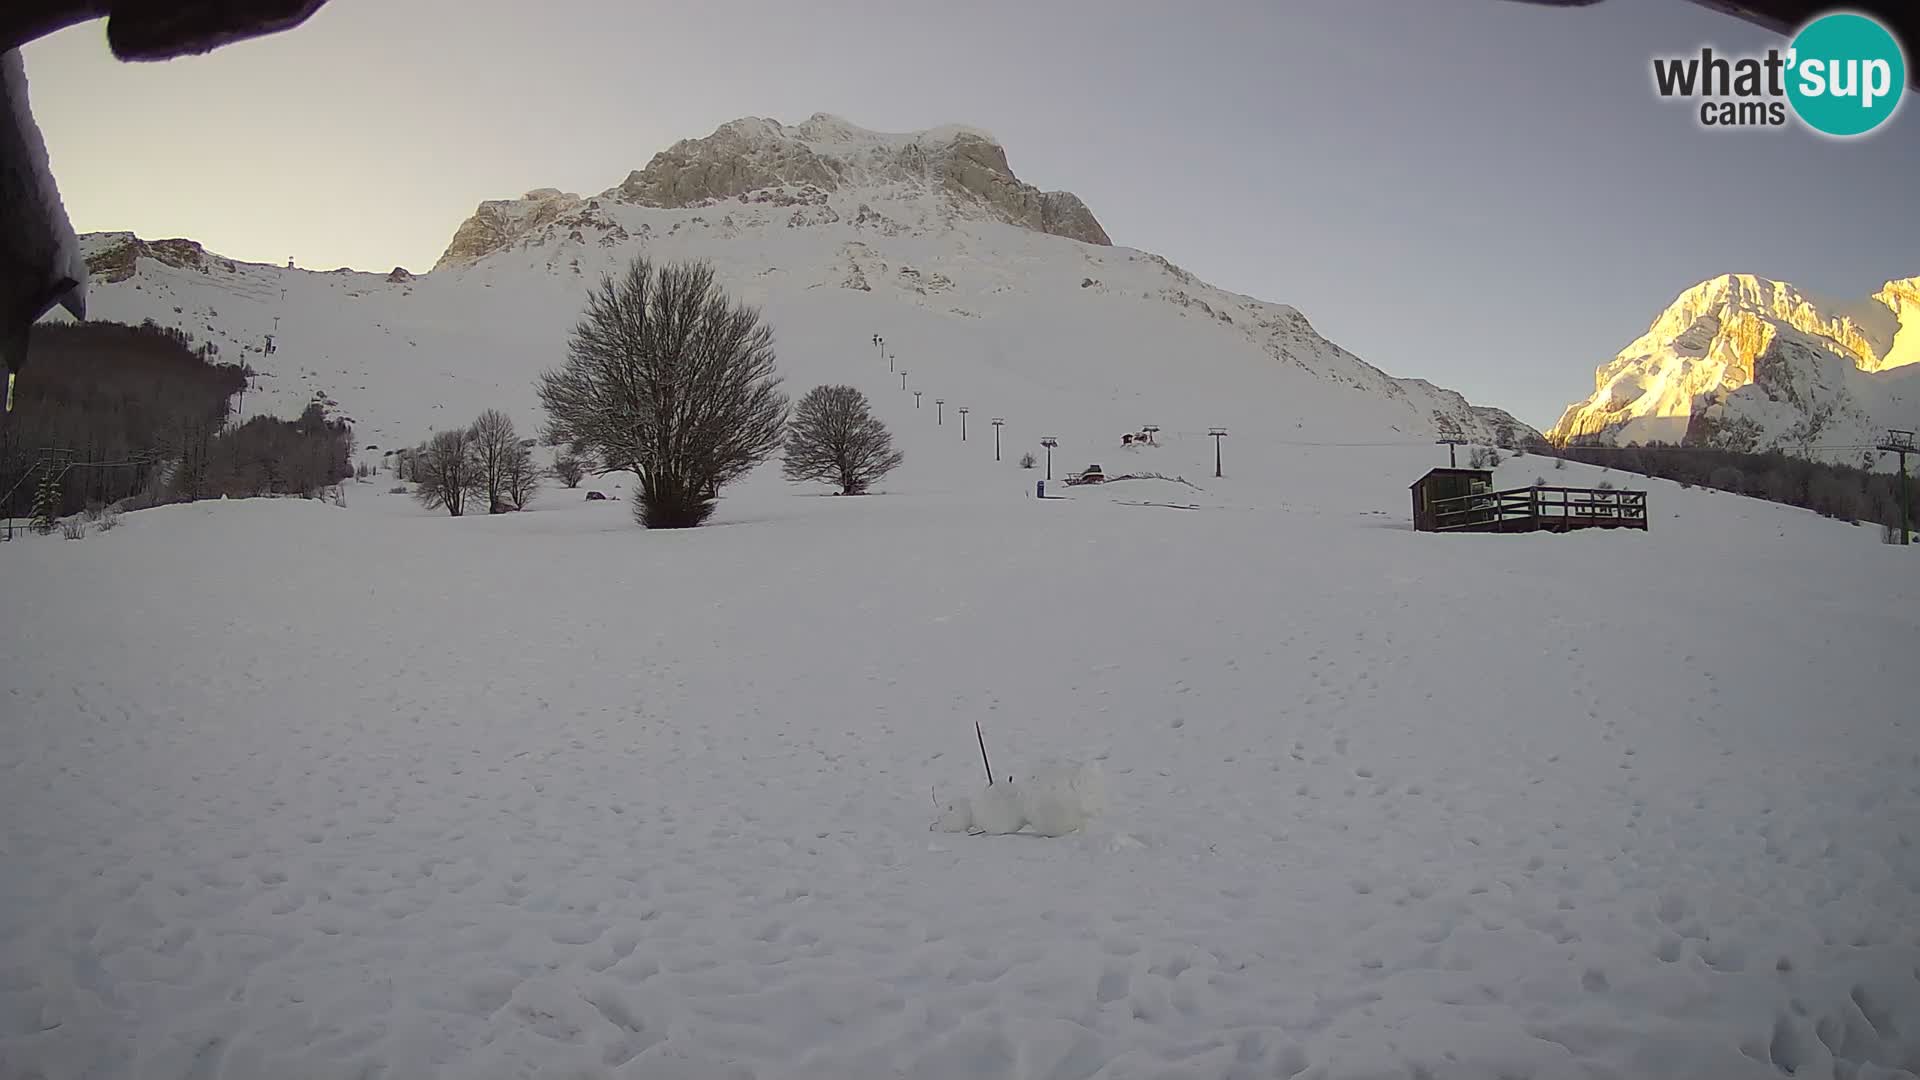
[21,0,1920,428]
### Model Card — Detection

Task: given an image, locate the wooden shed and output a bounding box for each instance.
[1409,468,1493,532]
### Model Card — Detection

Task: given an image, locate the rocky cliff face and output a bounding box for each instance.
[433,114,1108,270]
[83,232,237,281]
[613,115,1109,246]
[1547,274,1920,462]
[1871,277,1920,370]
[435,189,587,270]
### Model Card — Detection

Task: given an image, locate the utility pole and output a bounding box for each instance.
[1040,437,1058,480]
[935,399,945,425]
[1879,428,1915,545]
[1141,423,1160,446]
[28,447,73,534]
[889,353,895,373]
[991,417,1004,461]
[1208,427,1228,478]
[959,407,970,441]
[914,391,922,409]
[900,370,909,390]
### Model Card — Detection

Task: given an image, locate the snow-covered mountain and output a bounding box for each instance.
[1548,274,1920,464]
[69,114,1532,469]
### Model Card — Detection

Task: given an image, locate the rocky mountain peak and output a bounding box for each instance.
[608,114,1104,246]
[433,114,1108,270]
[1547,272,1920,457]
[1642,274,1900,375]
[1874,277,1920,321]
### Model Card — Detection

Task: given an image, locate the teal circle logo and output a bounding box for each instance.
[1786,12,1906,136]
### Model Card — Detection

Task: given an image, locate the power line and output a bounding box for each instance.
[54,455,158,471]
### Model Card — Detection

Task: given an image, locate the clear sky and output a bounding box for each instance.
[20,0,1920,428]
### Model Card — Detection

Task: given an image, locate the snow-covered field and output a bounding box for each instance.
[5,445,1918,1080]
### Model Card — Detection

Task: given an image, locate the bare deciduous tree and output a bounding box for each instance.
[470,408,521,513]
[537,256,788,529]
[551,453,586,488]
[502,438,540,510]
[414,428,482,516]
[782,385,903,495]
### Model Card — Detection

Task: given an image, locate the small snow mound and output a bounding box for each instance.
[971,784,1027,835]
[932,799,974,834]
[931,762,1105,837]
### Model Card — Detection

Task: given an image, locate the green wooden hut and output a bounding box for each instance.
[1409,467,1493,532]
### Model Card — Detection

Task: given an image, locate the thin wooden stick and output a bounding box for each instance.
[976,721,994,786]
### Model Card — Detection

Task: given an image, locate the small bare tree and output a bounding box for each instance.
[414,428,482,516]
[502,439,540,509]
[538,255,788,528]
[470,409,521,513]
[552,453,587,488]
[782,385,903,495]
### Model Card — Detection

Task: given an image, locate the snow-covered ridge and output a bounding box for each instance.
[736,113,1001,154]
[74,208,1536,461]
[1548,272,1920,462]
